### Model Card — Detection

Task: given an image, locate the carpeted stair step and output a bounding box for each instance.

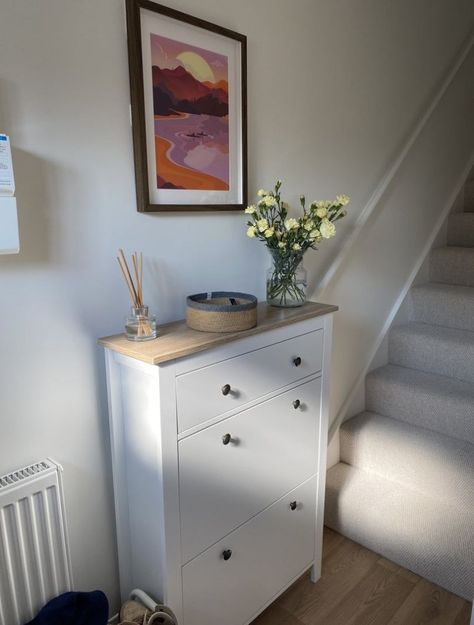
[366,364,474,445]
[389,322,474,384]
[325,462,474,600]
[339,411,474,510]
[465,179,474,212]
[447,212,474,246]
[430,246,474,286]
[410,283,474,331]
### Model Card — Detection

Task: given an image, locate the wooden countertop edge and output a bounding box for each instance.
[98,301,338,365]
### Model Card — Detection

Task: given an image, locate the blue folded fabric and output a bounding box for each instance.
[25,591,109,625]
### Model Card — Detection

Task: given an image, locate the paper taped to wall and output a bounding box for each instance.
[0,134,15,196]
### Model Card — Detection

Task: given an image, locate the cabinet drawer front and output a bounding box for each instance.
[176,329,323,433]
[182,476,316,625]
[179,377,321,563]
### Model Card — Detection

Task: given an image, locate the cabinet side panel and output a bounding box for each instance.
[105,350,133,601]
[312,313,333,582]
[157,363,183,624]
[105,352,165,602]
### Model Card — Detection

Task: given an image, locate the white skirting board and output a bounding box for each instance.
[0,196,19,254]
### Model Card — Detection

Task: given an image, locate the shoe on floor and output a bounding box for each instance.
[120,600,153,624]
[147,609,176,624]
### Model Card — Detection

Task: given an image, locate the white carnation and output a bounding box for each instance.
[257,218,269,232]
[285,218,298,230]
[320,219,336,239]
[263,195,277,207]
[247,226,257,238]
[336,194,350,206]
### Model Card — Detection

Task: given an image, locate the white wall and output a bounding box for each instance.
[0,0,472,612]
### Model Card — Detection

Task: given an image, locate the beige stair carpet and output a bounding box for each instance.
[326,176,474,600]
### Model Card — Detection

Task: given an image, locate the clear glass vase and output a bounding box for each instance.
[125,305,157,341]
[266,250,307,307]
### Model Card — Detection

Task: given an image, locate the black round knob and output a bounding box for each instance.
[222,433,232,445]
[289,501,298,511]
[293,399,301,409]
[222,384,231,396]
[222,549,232,561]
[293,357,302,367]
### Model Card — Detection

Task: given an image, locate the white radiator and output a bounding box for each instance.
[0,459,73,625]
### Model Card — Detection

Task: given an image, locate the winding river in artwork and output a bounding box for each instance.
[154,113,229,190]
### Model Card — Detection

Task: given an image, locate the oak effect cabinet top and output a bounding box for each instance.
[99,301,338,365]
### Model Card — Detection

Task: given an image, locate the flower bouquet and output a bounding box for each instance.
[245,180,349,307]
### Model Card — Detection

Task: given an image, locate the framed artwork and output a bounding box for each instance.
[125,0,247,212]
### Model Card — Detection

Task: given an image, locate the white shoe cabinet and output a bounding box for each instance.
[100,302,336,625]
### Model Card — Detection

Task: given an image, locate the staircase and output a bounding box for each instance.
[325,176,474,601]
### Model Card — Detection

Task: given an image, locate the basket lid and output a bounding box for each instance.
[186,291,257,312]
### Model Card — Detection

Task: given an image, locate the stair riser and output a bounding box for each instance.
[326,464,474,601]
[465,180,474,212]
[339,413,474,511]
[389,331,474,384]
[366,372,474,445]
[447,214,474,246]
[410,288,474,332]
[430,249,474,287]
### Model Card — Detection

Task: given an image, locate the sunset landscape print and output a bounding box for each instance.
[150,33,230,191]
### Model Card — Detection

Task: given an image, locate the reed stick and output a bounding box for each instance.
[118,249,138,306]
[132,253,143,308]
[117,256,137,306]
[117,249,153,337]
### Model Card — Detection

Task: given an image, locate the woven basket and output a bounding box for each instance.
[186,292,258,333]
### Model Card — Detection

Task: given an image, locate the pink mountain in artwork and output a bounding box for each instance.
[152,65,228,117]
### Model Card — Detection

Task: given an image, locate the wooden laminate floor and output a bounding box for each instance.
[251,527,472,625]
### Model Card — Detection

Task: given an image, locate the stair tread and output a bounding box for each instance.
[430,246,474,287]
[325,462,474,600]
[389,322,474,384]
[412,282,474,296]
[366,364,474,445]
[391,321,474,346]
[431,245,474,257]
[340,410,474,510]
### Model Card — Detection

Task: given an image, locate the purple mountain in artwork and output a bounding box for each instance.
[152,66,228,117]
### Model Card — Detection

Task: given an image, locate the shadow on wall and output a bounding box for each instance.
[0,78,72,269]
[6,148,53,267]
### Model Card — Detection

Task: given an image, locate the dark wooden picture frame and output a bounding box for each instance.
[125,0,247,212]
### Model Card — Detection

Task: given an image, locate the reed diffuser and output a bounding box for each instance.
[117,249,157,341]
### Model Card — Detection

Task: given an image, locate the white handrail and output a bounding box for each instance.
[316,30,474,295]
